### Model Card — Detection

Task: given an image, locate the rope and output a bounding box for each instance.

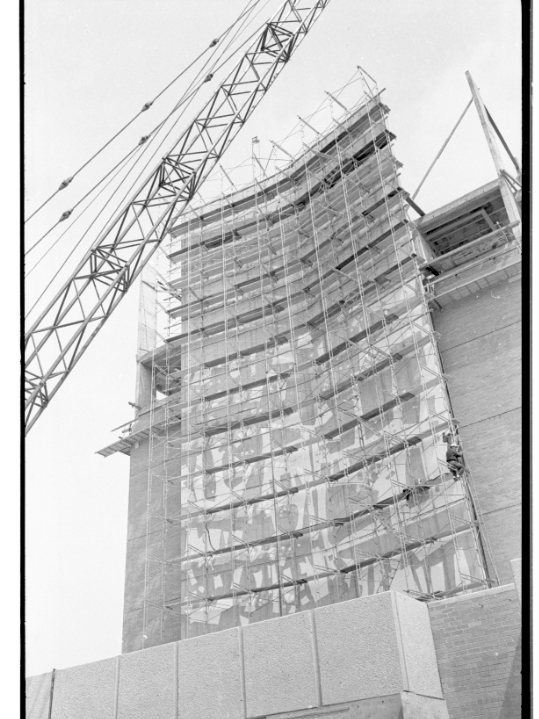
[25,148,143,317]
[26,147,140,279]
[484,105,521,176]
[411,99,472,200]
[24,0,267,223]
[25,0,269,269]
[25,0,276,314]
[25,144,140,259]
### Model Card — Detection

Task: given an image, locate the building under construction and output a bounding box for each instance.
[99,87,505,642]
[90,83,522,717]
[25,5,522,718]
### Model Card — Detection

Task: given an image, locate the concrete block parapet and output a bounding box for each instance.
[511,557,522,603]
[428,585,521,719]
[53,657,118,719]
[243,610,320,716]
[26,590,447,719]
[315,591,443,705]
[117,642,176,719]
[178,627,244,719]
[25,672,53,719]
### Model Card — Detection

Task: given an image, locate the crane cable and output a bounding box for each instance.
[93,0,277,230]
[25,0,277,317]
[25,145,141,277]
[24,0,268,224]
[24,0,270,264]
[24,0,272,261]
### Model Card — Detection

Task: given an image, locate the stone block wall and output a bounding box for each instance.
[428,585,521,718]
[26,590,448,719]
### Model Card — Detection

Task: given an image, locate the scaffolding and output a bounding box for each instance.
[119,73,496,649]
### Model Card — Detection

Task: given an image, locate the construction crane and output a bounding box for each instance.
[24,0,332,433]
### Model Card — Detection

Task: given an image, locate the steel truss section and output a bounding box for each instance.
[25,0,332,433]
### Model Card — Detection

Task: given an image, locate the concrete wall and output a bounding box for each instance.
[432,277,521,584]
[429,585,521,719]
[122,435,183,653]
[26,672,53,719]
[511,558,522,603]
[27,590,448,719]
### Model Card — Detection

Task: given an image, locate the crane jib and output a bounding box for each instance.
[24,0,332,433]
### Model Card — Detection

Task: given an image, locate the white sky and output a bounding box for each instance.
[23,0,522,677]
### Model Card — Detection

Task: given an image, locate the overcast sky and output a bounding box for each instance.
[24,0,522,677]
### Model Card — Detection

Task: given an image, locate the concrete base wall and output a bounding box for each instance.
[511,558,522,603]
[26,672,53,719]
[27,585,523,719]
[428,585,521,719]
[247,692,450,718]
[26,590,446,719]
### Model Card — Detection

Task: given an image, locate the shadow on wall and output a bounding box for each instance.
[501,631,522,717]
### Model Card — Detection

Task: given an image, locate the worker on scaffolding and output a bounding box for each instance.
[443,433,465,480]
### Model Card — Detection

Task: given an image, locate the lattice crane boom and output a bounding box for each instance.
[25,0,332,433]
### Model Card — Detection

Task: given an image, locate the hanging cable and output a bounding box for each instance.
[25,0,277,315]
[411,99,472,200]
[25,147,141,279]
[79,0,278,248]
[25,0,273,267]
[25,144,140,259]
[24,0,268,223]
[86,0,273,248]
[25,149,146,316]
